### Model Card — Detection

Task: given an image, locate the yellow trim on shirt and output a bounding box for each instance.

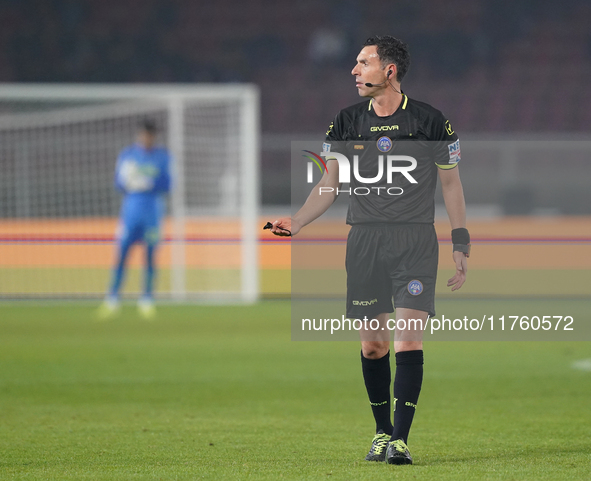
[435,163,458,170]
[369,95,406,111]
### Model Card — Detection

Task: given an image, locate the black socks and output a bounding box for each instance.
[361,351,393,436]
[392,350,424,443]
[361,349,424,442]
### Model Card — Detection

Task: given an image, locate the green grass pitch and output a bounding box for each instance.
[1,301,590,480]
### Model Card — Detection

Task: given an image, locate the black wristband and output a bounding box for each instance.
[451,228,470,245]
[453,244,471,257]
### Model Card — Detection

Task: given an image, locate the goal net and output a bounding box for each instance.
[0,84,260,302]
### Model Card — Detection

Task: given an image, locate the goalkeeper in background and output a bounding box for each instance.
[99,119,171,319]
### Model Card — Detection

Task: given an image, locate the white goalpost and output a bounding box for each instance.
[0,84,260,303]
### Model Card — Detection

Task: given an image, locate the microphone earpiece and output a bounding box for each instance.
[364,69,398,89]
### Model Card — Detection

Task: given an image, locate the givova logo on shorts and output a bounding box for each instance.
[352,298,378,306]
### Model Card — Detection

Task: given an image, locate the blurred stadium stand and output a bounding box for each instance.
[2,0,591,133]
[1,0,590,207]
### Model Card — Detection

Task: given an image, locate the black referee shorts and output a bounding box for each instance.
[345,223,438,319]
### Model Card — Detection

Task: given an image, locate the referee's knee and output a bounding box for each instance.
[361,342,390,360]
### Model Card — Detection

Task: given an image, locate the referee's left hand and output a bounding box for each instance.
[447,251,468,291]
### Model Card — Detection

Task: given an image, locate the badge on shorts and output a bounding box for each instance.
[407,280,423,296]
[377,136,392,152]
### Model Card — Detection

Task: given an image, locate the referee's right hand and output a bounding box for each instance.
[271,218,299,236]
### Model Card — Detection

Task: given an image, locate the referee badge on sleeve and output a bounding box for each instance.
[447,140,461,164]
[407,280,423,296]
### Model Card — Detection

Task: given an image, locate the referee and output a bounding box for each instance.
[270,36,469,465]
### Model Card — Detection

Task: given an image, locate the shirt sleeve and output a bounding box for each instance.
[324,111,348,155]
[114,149,128,193]
[154,149,172,194]
[431,113,461,170]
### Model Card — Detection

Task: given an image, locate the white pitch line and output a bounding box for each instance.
[571,359,591,372]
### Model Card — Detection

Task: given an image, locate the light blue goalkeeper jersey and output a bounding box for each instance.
[115,143,171,227]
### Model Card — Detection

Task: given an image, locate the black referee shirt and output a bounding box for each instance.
[324,94,460,225]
